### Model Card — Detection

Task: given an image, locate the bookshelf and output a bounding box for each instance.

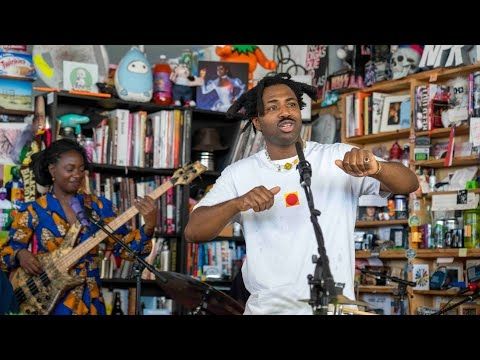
[43,90,243,314]
[343,62,480,315]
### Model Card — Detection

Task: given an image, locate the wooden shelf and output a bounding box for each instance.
[414,155,479,168]
[191,108,242,121]
[415,124,470,139]
[412,62,480,82]
[0,108,34,116]
[425,189,480,198]
[414,249,480,258]
[341,63,480,96]
[356,248,480,259]
[90,164,220,181]
[413,289,463,296]
[100,278,167,297]
[55,91,241,120]
[0,74,35,82]
[357,285,396,293]
[355,250,407,259]
[346,129,410,145]
[355,220,408,228]
[90,163,176,176]
[357,77,411,93]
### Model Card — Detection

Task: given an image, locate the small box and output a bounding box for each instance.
[0,51,36,79]
[0,77,33,111]
[414,146,430,161]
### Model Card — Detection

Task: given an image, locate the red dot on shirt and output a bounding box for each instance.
[286,193,298,206]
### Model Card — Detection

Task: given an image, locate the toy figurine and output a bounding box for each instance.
[170,63,203,107]
[115,46,153,103]
[58,114,90,135]
[215,45,277,89]
[389,141,403,161]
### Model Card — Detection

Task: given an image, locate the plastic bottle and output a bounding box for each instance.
[464,204,480,248]
[160,240,170,272]
[429,169,436,193]
[153,55,172,105]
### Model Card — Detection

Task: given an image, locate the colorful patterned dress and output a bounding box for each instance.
[0,191,152,315]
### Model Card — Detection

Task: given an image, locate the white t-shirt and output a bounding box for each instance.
[194,141,386,315]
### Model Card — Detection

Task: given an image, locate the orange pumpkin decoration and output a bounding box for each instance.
[215,45,277,88]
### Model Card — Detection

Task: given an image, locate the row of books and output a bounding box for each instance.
[101,287,173,315]
[93,109,191,169]
[90,174,181,235]
[98,237,178,280]
[186,240,246,280]
[345,92,410,138]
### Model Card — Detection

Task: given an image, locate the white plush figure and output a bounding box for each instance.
[115,46,153,102]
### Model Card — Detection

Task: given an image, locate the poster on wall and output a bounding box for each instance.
[305,45,328,98]
[0,122,31,164]
[196,61,248,112]
[62,61,98,92]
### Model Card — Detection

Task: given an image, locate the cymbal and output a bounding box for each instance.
[334,295,370,307]
[299,295,370,308]
[153,271,245,315]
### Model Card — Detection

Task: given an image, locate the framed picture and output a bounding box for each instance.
[196,61,248,112]
[412,263,430,290]
[380,95,410,132]
[390,228,407,248]
[63,60,98,92]
[0,78,33,111]
[459,304,480,315]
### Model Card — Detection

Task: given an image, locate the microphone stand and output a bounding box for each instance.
[295,141,343,315]
[85,213,168,315]
[433,289,480,315]
[358,267,415,315]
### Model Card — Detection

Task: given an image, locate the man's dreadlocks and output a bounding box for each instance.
[226,73,318,131]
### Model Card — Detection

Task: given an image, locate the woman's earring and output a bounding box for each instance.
[52,177,55,182]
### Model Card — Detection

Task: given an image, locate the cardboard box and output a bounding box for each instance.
[0,51,36,79]
[0,77,33,111]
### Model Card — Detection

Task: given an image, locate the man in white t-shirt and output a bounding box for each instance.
[185,73,419,315]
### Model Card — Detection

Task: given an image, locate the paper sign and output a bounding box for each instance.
[470,117,480,147]
[431,192,479,211]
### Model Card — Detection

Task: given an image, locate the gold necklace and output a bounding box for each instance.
[265,148,300,172]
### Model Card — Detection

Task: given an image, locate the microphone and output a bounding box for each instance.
[69,196,90,227]
[295,141,311,186]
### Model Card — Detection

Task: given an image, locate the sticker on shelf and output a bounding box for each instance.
[406,248,416,260]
